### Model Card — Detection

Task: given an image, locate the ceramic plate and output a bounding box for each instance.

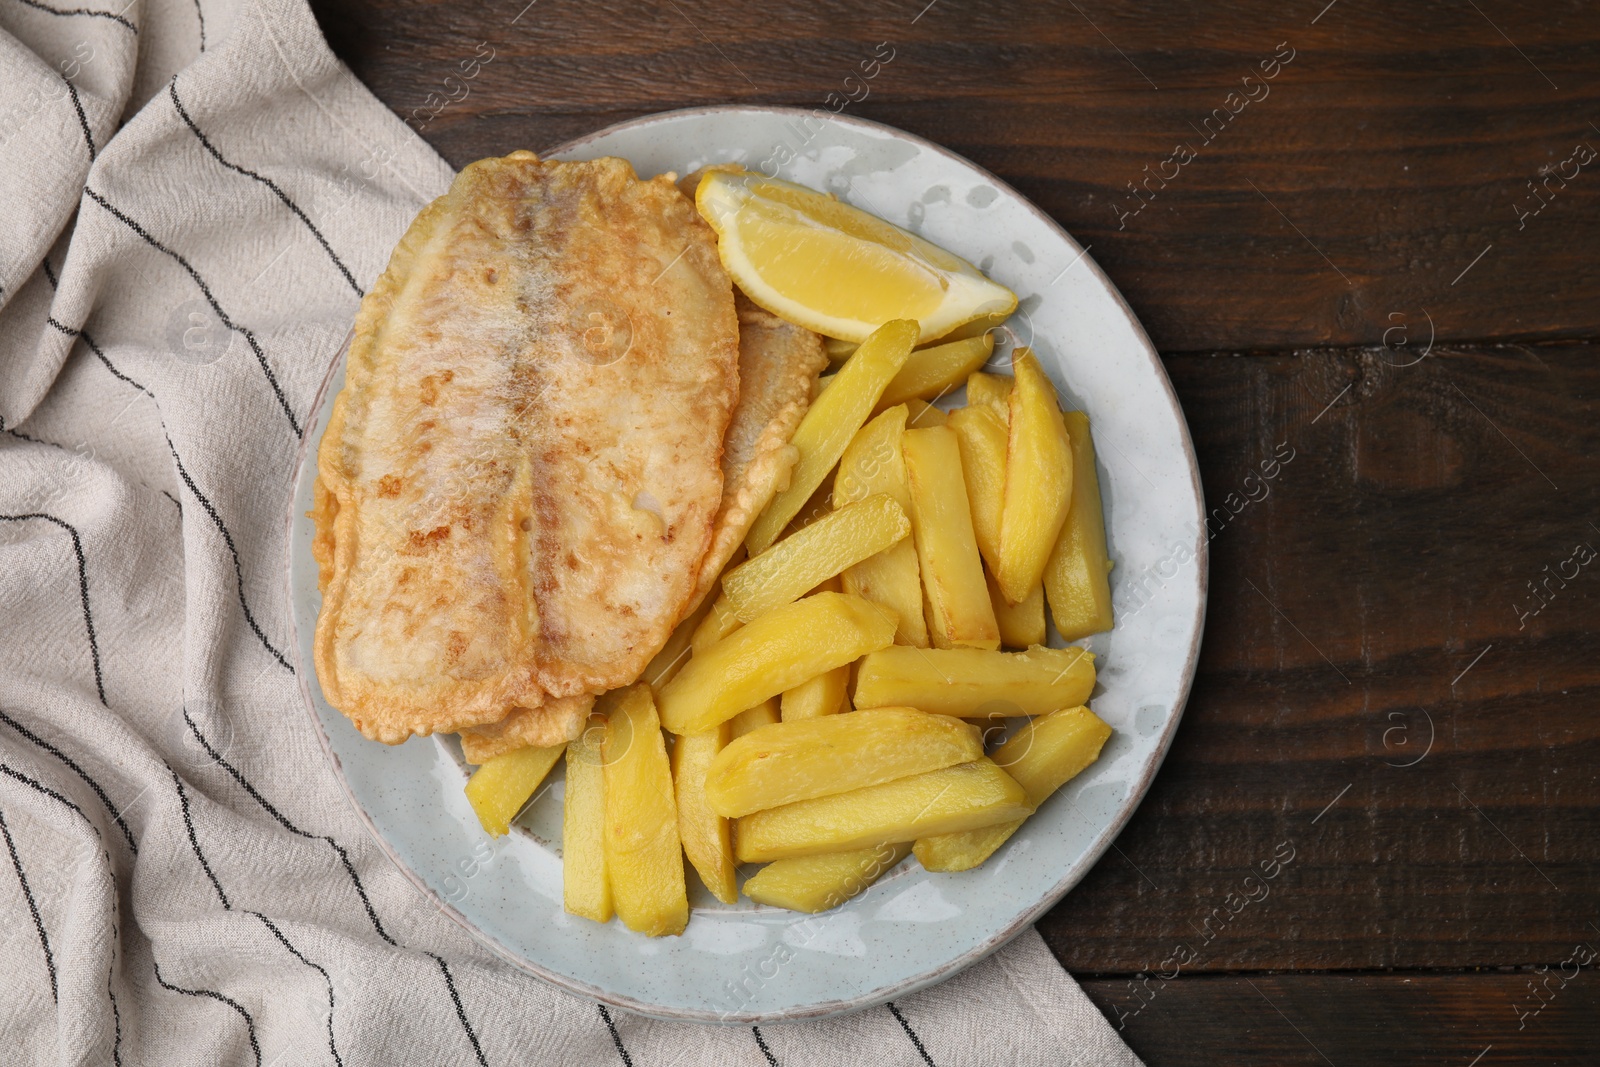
[287,106,1206,1023]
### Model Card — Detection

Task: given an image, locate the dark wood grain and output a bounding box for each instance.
[1080,972,1600,1066]
[309,0,1600,352]
[1039,343,1600,973]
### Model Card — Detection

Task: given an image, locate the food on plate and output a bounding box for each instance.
[704,707,985,818]
[988,568,1047,648]
[722,493,910,622]
[743,842,911,913]
[312,154,739,744]
[902,425,1001,650]
[315,149,1122,933]
[947,400,1009,573]
[657,591,896,735]
[744,318,918,554]
[464,742,566,837]
[854,644,1096,718]
[729,698,782,739]
[694,169,1017,343]
[458,695,593,764]
[1045,411,1115,640]
[602,685,688,936]
[875,334,995,412]
[563,715,612,923]
[671,721,738,904]
[780,662,849,721]
[833,406,929,647]
[996,349,1074,604]
[915,705,1111,871]
[735,759,1031,862]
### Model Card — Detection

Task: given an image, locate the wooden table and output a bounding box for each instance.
[308,0,1600,1060]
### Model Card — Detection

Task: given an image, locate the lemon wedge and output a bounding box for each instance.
[695,170,1017,344]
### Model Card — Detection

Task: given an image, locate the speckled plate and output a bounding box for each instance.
[287,106,1206,1023]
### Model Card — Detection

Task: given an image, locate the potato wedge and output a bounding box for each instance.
[602,686,688,936]
[690,593,743,653]
[735,759,1030,862]
[747,319,918,553]
[965,370,1012,414]
[781,663,849,721]
[658,591,896,735]
[465,743,565,838]
[988,567,1046,648]
[671,722,737,904]
[743,842,911,913]
[903,397,948,427]
[1045,411,1115,640]
[723,494,909,623]
[875,334,995,412]
[729,698,781,739]
[705,707,984,818]
[835,407,929,647]
[563,715,611,923]
[902,426,999,650]
[948,401,1008,573]
[853,643,1095,718]
[997,350,1073,604]
[915,705,1111,871]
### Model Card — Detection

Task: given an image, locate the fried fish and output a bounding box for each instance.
[314,153,740,744]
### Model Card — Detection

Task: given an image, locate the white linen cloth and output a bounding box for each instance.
[0,0,1145,1061]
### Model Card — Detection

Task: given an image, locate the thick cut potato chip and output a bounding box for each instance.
[657,592,895,735]
[948,401,1008,574]
[781,664,849,721]
[722,494,909,623]
[465,743,564,837]
[602,686,688,936]
[671,723,738,904]
[705,707,984,817]
[690,594,743,653]
[563,715,611,923]
[743,842,910,913]
[965,371,1012,414]
[915,705,1111,871]
[729,698,781,739]
[988,568,1046,648]
[835,406,929,647]
[1045,411,1115,640]
[875,335,995,412]
[853,644,1095,718]
[903,426,999,650]
[735,758,1029,862]
[997,350,1073,604]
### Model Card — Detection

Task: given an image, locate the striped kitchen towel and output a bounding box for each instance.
[0,0,1144,1062]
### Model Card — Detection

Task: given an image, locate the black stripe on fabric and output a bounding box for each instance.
[169,82,361,297]
[62,75,95,161]
[0,761,97,831]
[248,910,343,1067]
[172,768,229,909]
[181,708,395,945]
[0,513,106,704]
[886,1002,937,1067]
[81,186,302,436]
[45,316,156,399]
[108,980,123,1065]
[153,959,262,1067]
[598,1004,633,1067]
[11,0,136,31]
[751,1025,779,1066]
[0,807,59,1003]
[0,708,138,853]
[430,953,489,1067]
[191,0,203,49]
[161,438,292,671]
[41,257,58,288]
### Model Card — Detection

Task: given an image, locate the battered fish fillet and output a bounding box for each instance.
[313,153,740,744]
[458,694,593,764]
[686,295,828,611]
